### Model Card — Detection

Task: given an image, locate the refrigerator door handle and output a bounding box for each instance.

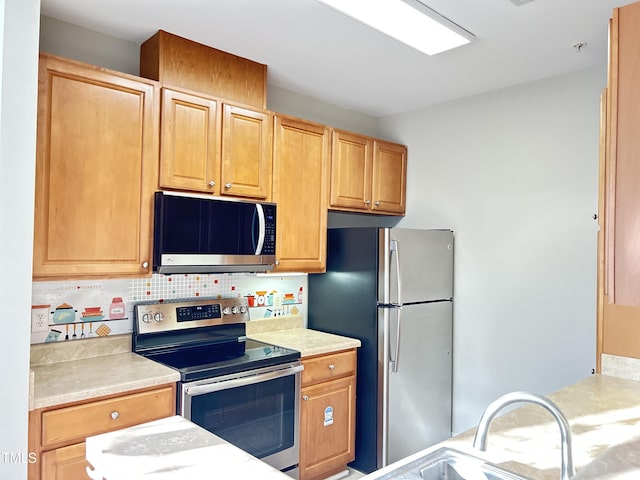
[390,239,401,305]
[390,239,403,373]
[391,305,402,373]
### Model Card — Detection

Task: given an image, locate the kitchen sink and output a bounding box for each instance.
[373,447,531,480]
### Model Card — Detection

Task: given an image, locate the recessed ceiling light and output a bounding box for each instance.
[316,0,474,56]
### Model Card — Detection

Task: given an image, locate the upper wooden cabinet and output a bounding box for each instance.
[140,30,267,109]
[329,130,373,210]
[329,129,407,215]
[598,2,640,360]
[160,88,272,200]
[33,54,158,279]
[159,88,220,193]
[372,140,407,214]
[272,115,330,273]
[221,103,273,200]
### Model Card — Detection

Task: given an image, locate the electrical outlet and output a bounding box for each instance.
[31,306,50,333]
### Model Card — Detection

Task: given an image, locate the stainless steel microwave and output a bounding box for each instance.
[153,192,277,274]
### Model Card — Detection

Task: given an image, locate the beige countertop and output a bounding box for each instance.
[249,327,361,357]
[30,321,360,410]
[365,374,640,479]
[85,416,291,480]
[30,335,180,410]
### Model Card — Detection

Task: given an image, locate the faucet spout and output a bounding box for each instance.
[472,391,575,480]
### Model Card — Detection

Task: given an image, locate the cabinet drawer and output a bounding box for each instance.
[302,350,356,387]
[41,386,174,448]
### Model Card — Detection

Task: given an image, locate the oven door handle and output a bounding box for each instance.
[184,364,304,396]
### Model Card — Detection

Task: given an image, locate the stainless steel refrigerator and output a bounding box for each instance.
[308,227,453,473]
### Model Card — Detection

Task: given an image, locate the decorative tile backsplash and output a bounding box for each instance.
[31,273,308,344]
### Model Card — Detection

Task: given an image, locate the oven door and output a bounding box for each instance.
[180,361,303,472]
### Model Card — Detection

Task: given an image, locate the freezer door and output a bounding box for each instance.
[378,228,453,305]
[379,301,452,467]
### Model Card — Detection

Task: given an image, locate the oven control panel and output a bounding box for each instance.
[134,298,250,334]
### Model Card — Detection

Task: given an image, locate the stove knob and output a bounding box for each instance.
[240,306,247,314]
[154,313,164,322]
[222,307,231,315]
[142,313,152,323]
[232,306,239,314]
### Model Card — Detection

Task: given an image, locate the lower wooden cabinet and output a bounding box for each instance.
[299,350,357,480]
[40,443,88,480]
[29,384,176,480]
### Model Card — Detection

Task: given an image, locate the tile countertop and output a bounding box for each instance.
[85,415,291,480]
[364,374,640,480]
[30,335,180,410]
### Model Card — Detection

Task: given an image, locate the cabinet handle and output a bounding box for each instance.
[110,411,120,420]
[225,183,232,189]
[328,364,335,370]
[302,395,309,401]
[209,180,216,187]
[141,261,149,269]
[375,201,380,206]
[365,200,371,205]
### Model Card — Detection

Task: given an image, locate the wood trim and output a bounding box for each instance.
[605,14,618,305]
[603,303,640,359]
[596,89,608,373]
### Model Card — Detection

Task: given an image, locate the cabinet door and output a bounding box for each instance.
[329,130,373,211]
[41,443,88,480]
[299,376,356,480]
[33,54,158,278]
[221,104,272,200]
[273,116,330,273]
[371,140,407,214]
[601,3,640,359]
[159,88,220,194]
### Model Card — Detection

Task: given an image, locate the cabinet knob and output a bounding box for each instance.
[142,261,149,269]
[225,183,232,189]
[365,200,371,205]
[209,180,216,187]
[328,364,335,370]
[375,201,380,206]
[302,395,309,401]
[110,411,120,420]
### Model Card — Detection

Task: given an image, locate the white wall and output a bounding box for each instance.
[379,67,604,433]
[267,84,379,137]
[39,16,380,139]
[39,15,139,75]
[0,0,39,476]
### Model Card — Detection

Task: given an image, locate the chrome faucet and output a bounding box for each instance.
[472,391,575,480]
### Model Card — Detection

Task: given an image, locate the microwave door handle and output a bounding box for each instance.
[254,203,266,255]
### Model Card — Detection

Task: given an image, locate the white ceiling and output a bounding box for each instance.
[40,0,632,117]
